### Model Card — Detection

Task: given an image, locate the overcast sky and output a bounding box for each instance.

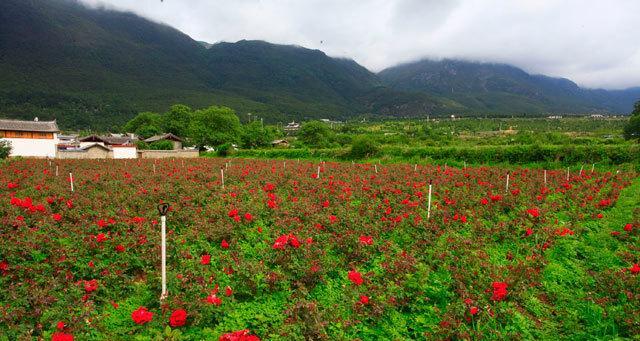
[79,0,640,90]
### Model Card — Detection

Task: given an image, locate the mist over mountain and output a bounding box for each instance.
[0,0,637,130]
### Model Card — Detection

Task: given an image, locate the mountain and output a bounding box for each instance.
[0,0,637,131]
[378,59,640,115]
[0,0,450,130]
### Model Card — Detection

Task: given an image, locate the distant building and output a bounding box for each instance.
[144,133,183,150]
[590,114,605,119]
[284,121,301,134]
[547,115,563,119]
[0,118,59,158]
[271,139,289,147]
[78,134,138,148]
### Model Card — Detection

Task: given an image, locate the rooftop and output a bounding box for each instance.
[0,118,59,132]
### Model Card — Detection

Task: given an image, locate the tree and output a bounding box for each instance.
[241,120,274,148]
[623,100,640,140]
[349,135,379,159]
[161,104,192,138]
[188,106,242,147]
[0,140,11,159]
[135,124,161,139]
[123,112,161,134]
[298,121,333,148]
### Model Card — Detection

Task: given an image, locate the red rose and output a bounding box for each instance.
[629,263,640,274]
[51,332,74,341]
[359,295,369,304]
[131,306,153,325]
[84,279,98,293]
[221,240,229,249]
[491,281,508,301]
[169,309,187,327]
[470,306,479,315]
[219,329,261,341]
[201,254,211,265]
[52,213,62,221]
[348,270,364,286]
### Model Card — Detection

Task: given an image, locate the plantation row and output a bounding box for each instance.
[0,158,638,339]
[229,144,640,165]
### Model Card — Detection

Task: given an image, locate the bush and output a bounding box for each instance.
[148,140,174,150]
[0,140,11,159]
[349,136,379,159]
[217,143,234,157]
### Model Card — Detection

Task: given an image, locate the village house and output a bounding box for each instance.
[0,118,59,158]
[144,133,183,150]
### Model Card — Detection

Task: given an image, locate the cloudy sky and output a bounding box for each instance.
[79,0,640,90]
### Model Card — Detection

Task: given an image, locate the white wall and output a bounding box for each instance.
[3,134,58,158]
[112,146,137,159]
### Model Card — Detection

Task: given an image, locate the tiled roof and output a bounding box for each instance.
[144,133,182,143]
[0,119,59,132]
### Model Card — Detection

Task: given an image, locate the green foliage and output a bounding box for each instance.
[623,101,640,140]
[189,106,242,147]
[349,135,379,159]
[161,105,193,138]
[0,140,11,159]
[123,112,162,135]
[298,121,333,148]
[217,143,234,157]
[241,121,274,149]
[135,125,162,139]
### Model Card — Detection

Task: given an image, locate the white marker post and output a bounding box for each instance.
[414,164,417,172]
[505,172,510,193]
[591,163,595,173]
[153,164,156,174]
[283,161,286,170]
[69,173,74,192]
[427,180,433,220]
[544,170,547,186]
[317,166,321,179]
[55,165,59,177]
[374,164,378,174]
[157,203,170,301]
[220,167,225,188]
[579,165,583,176]
[566,167,570,181]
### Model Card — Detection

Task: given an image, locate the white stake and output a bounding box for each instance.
[55,165,59,177]
[579,165,583,176]
[69,173,74,192]
[317,166,321,179]
[544,169,547,186]
[566,167,570,181]
[283,161,286,169]
[220,167,225,188]
[160,214,167,300]
[505,172,510,193]
[153,164,156,174]
[427,181,433,220]
[414,164,417,172]
[374,164,378,173]
[591,164,595,173]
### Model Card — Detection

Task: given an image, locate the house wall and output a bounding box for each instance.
[138,150,199,159]
[57,148,112,159]
[112,146,137,159]
[172,141,182,150]
[2,133,58,158]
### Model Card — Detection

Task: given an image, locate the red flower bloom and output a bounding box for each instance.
[524,228,533,237]
[84,279,98,293]
[51,332,74,341]
[52,213,62,221]
[243,213,253,222]
[359,236,373,245]
[131,306,153,325]
[623,223,632,232]
[96,233,107,243]
[272,234,289,250]
[206,294,222,306]
[169,309,187,327]
[225,286,233,296]
[526,208,540,218]
[629,263,640,274]
[359,295,369,304]
[115,244,125,252]
[597,213,604,219]
[221,240,229,249]
[470,306,479,315]
[56,321,65,330]
[491,281,508,301]
[201,254,211,265]
[348,270,364,286]
[219,330,261,341]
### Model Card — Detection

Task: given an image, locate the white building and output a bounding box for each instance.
[0,118,59,158]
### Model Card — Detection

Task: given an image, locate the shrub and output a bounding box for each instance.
[349,136,379,159]
[0,140,11,159]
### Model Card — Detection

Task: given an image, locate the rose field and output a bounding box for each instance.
[0,158,639,340]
